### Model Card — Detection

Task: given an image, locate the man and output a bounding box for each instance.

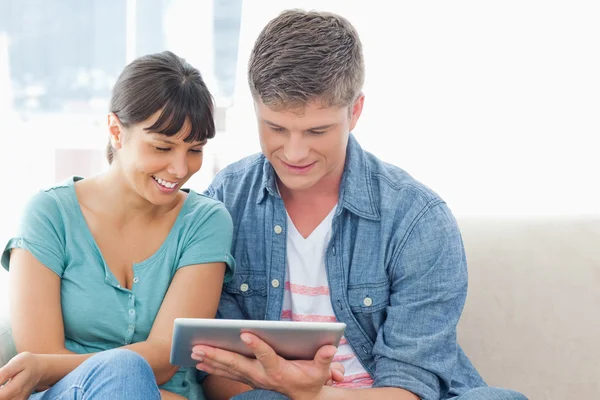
[197,9,527,400]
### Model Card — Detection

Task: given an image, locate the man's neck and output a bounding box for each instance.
[278,169,342,238]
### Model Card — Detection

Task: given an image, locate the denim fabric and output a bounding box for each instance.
[203,134,488,400]
[231,387,528,400]
[29,349,160,399]
[454,387,529,400]
[230,389,289,400]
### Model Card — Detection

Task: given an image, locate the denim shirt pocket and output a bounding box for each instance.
[347,281,390,340]
[223,272,268,319]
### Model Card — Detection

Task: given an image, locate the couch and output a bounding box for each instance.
[2,215,599,399]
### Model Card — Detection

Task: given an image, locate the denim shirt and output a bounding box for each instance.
[203,134,486,400]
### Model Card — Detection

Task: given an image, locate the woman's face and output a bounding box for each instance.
[109,110,206,206]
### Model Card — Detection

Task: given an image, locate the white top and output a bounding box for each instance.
[280,206,373,388]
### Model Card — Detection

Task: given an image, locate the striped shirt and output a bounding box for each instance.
[280,206,373,389]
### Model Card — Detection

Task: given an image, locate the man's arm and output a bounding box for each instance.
[369,201,468,399]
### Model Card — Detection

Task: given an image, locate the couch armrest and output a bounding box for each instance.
[0,316,16,367]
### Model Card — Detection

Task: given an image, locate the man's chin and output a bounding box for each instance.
[278,175,318,192]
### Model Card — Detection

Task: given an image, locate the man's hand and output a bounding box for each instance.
[193,333,343,399]
[0,352,46,400]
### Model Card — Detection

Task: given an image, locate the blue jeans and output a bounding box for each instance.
[29,349,160,399]
[231,387,528,400]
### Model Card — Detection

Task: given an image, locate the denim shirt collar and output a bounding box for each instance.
[257,133,380,221]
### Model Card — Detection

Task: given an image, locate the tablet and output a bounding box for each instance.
[170,318,346,367]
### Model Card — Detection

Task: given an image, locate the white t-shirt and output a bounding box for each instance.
[280,206,373,389]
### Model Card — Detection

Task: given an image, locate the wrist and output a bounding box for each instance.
[34,353,52,386]
[289,386,327,400]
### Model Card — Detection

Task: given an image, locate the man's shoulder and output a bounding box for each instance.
[363,151,443,207]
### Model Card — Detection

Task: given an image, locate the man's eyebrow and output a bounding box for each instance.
[305,124,335,131]
[263,119,284,128]
[263,119,335,131]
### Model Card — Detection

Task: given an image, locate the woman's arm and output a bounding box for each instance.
[9,247,226,385]
[9,249,69,356]
[124,261,226,384]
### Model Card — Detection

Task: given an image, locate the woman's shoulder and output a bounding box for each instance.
[24,177,79,214]
[179,189,232,228]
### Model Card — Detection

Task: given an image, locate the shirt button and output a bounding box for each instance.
[274,225,283,234]
[17,239,23,246]
[116,284,121,288]
[133,277,139,284]
[362,345,369,354]
[128,309,135,316]
[240,283,249,292]
[271,279,280,288]
[332,246,336,256]
[128,325,134,332]
[363,297,373,307]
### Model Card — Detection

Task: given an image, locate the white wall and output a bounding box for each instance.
[224,0,600,216]
[2,1,599,318]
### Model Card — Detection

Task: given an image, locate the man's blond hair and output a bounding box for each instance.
[248,9,365,110]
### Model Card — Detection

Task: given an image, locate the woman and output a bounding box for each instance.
[0,51,234,400]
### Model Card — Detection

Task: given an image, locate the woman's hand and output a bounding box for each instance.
[0,352,46,400]
[159,388,187,399]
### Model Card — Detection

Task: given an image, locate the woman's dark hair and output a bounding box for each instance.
[106,51,215,164]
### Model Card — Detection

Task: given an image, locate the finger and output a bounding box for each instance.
[194,343,258,382]
[196,360,249,384]
[331,368,345,383]
[197,356,249,380]
[240,333,281,373]
[330,362,345,382]
[196,362,253,387]
[0,358,23,388]
[313,345,337,368]
[0,369,26,400]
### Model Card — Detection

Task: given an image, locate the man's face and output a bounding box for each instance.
[255,96,364,193]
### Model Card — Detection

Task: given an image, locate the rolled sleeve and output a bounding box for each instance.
[1,191,66,276]
[372,201,468,400]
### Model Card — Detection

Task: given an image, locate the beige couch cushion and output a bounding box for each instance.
[2,216,598,399]
[457,216,600,400]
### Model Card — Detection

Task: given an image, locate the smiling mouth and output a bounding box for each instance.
[281,160,316,173]
[152,175,179,189]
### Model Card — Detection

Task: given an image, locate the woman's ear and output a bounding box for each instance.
[108,113,124,150]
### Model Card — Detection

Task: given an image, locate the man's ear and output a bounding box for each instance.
[107,113,124,150]
[349,93,365,132]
